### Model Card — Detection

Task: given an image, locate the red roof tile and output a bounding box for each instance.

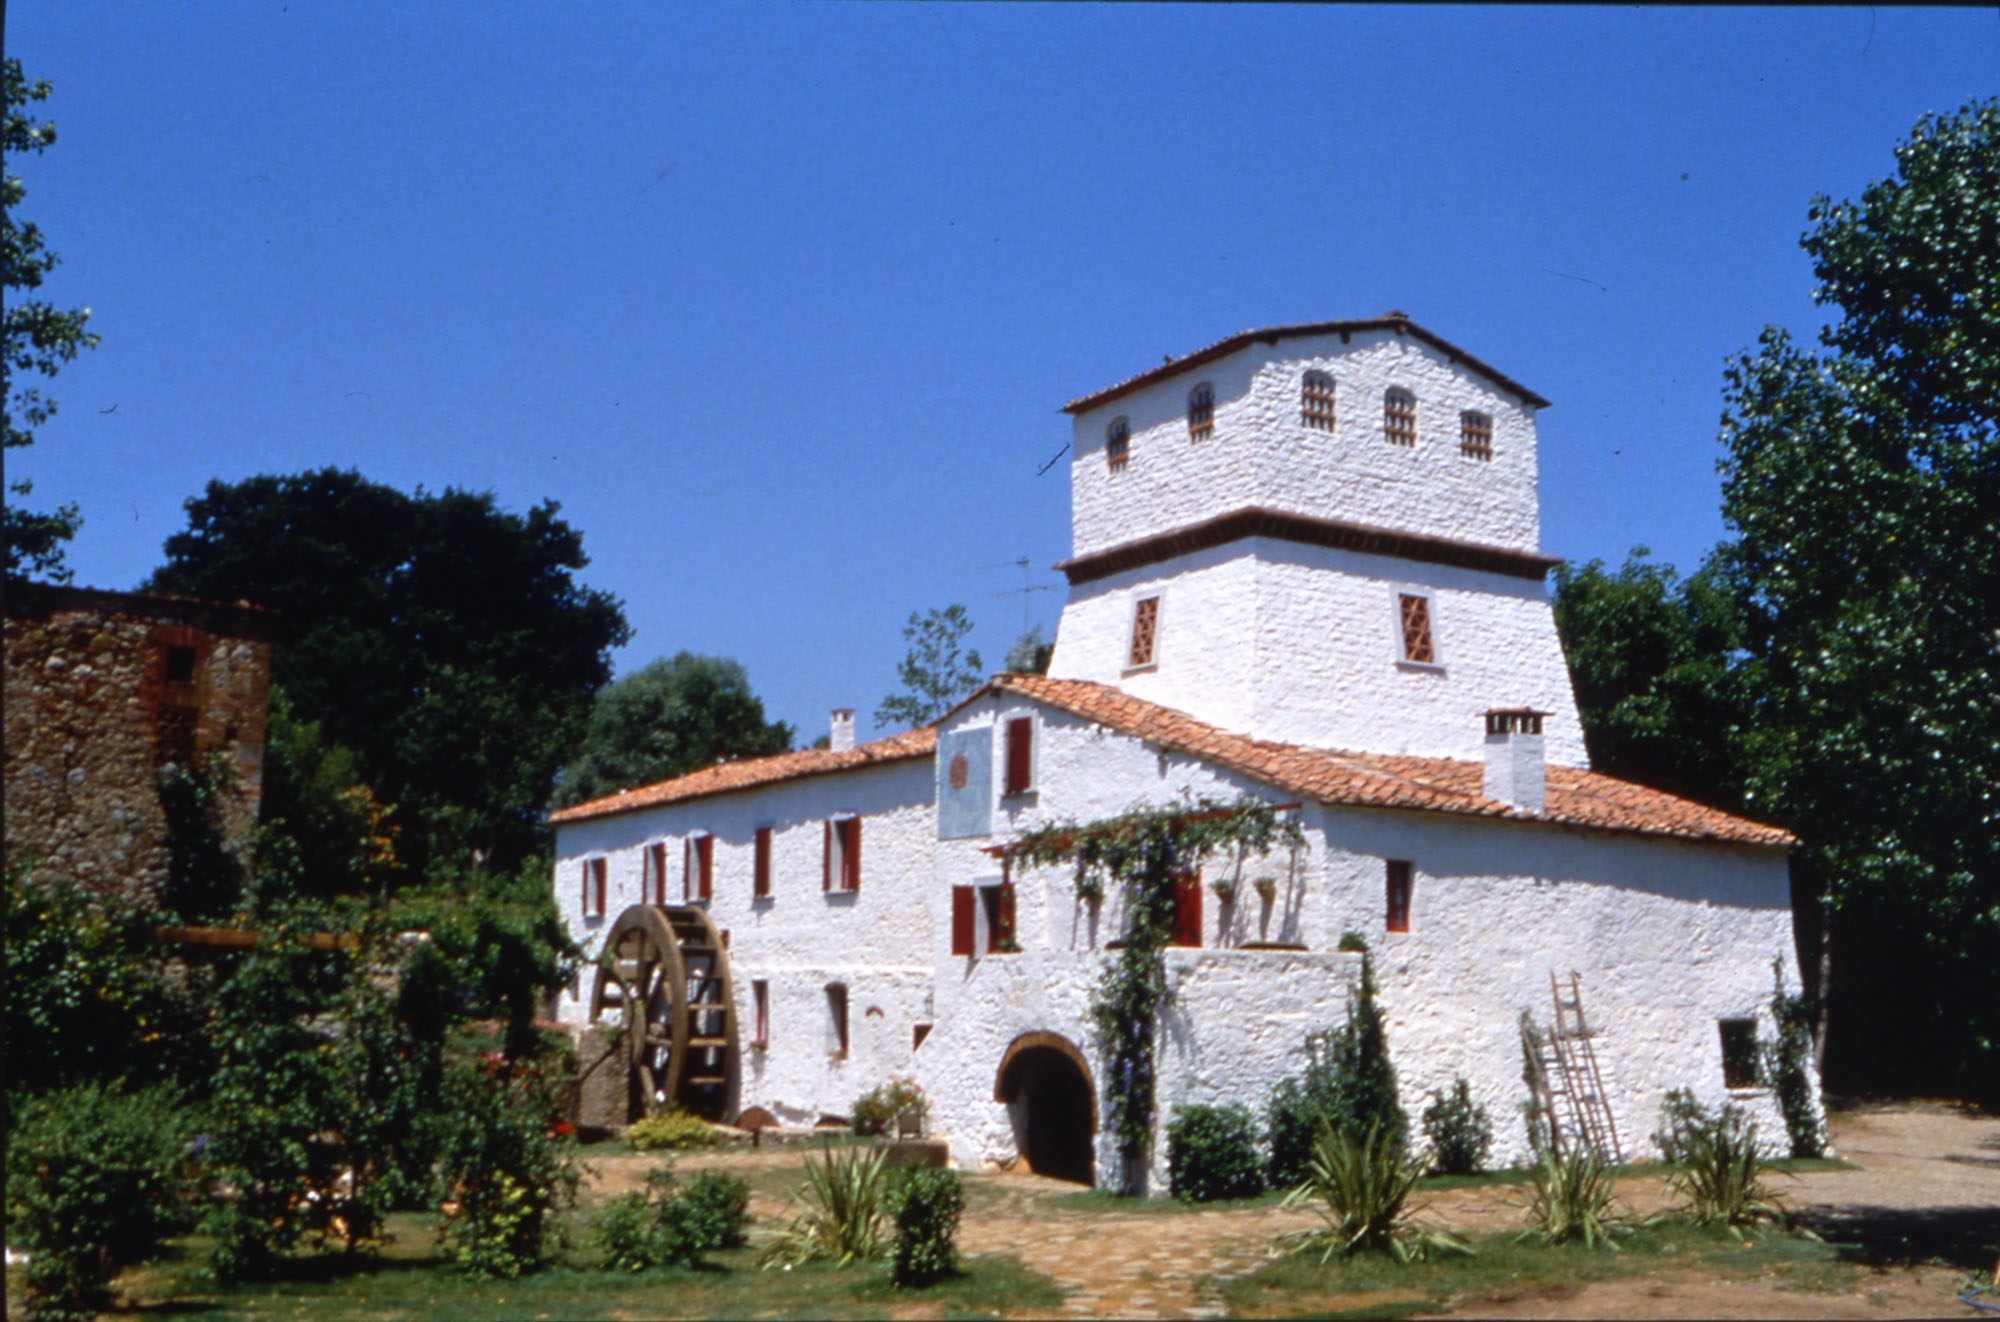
[546,727,937,825]
[985,675,1792,848]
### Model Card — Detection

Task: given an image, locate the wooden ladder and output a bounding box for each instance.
[1534,971,1623,1164]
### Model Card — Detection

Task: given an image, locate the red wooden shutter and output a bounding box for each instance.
[1005,717,1033,794]
[951,886,976,955]
[822,820,833,891]
[592,858,607,918]
[1386,860,1413,932]
[1170,870,1202,947]
[753,827,771,898]
[697,836,714,901]
[581,860,590,913]
[840,818,861,891]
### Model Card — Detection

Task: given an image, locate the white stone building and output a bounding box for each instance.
[550,315,1812,1189]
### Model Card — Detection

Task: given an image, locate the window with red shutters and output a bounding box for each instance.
[685,834,713,901]
[951,885,977,956]
[753,827,772,899]
[1171,870,1202,947]
[984,883,1017,952]
[646,843,667,905]
[1004,717,1034,795]
[583,857,607,918]
[825,817,861,893]
[1386,859,1413,933]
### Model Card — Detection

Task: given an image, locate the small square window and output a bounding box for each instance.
[1188,383,1214,441]
[1460,410,1494,461]
[1302,372,1336,432]
[1385,859,1413,933]
[1718,1018,1763,1088]
[1128,596,1159,669]
[1384,388,1416,447]
[1106,416,1130,473]
[1398,593,1435,665]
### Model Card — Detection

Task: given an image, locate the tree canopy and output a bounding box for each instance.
[552,652,795,808]
[2,60,96,581]
[146,468,630,879]
[875,604,984,729]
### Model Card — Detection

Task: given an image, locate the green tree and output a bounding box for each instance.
[2,60,97,581]
[1715,97,1999,1096]
[552,652,794,807]
[875,604,983,729]
[145,469,630,880]
[1551,548,1748,810]
[1003,624,1053,676]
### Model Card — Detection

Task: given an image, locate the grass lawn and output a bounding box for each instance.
[106,1212,1064,1322]
[1220,1219,1858,1320]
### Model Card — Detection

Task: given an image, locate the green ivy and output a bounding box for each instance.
[1766,960,1825,1158]
[1009,794,1302,1195]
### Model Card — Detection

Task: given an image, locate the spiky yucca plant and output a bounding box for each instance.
[758,1145,890,1268]
[1665,1105,1786,1229]
[1523,1145,1627,1249]
[1283,1122,1469,1262]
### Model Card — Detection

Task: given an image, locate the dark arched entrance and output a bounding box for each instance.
[994,1031,1096,1186]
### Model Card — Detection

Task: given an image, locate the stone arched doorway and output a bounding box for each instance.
[994,1031,1096,1185]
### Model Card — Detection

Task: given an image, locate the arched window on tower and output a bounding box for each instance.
[1302,371,1336,432]
[1105,416,1130,472]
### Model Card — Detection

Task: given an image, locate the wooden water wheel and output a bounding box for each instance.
[588,904,740,1121]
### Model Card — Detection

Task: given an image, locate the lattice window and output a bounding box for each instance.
[1460,410,1494,461]
[1398,593,1435,664]
[1128,596,1159,668]
[1106,416,1130,472]
[1384,387,1416,447]
[1302,371,1336,432]
[1188,383,1214,441]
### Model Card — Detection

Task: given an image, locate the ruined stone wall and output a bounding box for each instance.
[4,582,272,902]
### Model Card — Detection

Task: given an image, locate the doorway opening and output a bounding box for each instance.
[995,1031,1096,1185]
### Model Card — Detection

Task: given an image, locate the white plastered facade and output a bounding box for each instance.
[551,319,1816,1187]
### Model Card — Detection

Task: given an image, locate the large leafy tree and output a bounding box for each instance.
[3,60,96,580]
[1552,549,1748,811]
[146,469,630,879]
[552,652,795,807]
[875,603,983,729]
[1716,98,1998,1095]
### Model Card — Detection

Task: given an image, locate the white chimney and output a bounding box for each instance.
[1482,709,1546,813]
[829,708,855,752]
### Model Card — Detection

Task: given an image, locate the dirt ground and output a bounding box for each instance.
[595,1101,2000,1319]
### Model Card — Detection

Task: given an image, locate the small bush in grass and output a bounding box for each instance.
[1522,1146,1626,1249]
[1166,1104,1265,1202]
[626,1105,717,1152]
[6,1082,190,1320]
[591,1167,751,1270]
[851,1077,927,1137]
[1421,1077,1494,1176]
[1660,1095,1786,1229]
[434,1057,580,1278]
[889,1166,963,1287]
[759,1145,891,1268]
[1282,1122,1468,1262]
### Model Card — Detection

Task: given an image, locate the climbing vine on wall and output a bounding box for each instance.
[1008,793,1302,1194]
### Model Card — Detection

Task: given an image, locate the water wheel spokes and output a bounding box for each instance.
[586,904,740,1122]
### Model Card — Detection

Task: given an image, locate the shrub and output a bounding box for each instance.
[434,1056,581,1277]
[889,1166,963,1287]
[1650,1087,1710,1165]
[1522,1146,1625,1248]
[851,1077,927,1137]
[590,1167,751,1270]
[759,1145,891,1268]
[1282,1122,1467,1262]
[626,1105,717,1152]
[1266,949,1407,1188]
[1420,1078,1494,1176]
[1767,962,1826,1158]
[1166,1104,1264,1202]
[1660,1095,1786,1229]
[5,1083,191,1320]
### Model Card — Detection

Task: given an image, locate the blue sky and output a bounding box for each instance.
[9,4,1997,745]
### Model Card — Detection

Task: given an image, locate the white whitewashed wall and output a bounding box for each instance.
[1047,538,1588,766]
[1068,329,1543,560]
[552,756,936,1126]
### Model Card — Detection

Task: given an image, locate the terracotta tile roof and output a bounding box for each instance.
[1061,315,1552,416]
[985,675,1792,848]
[546,727,937,825]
